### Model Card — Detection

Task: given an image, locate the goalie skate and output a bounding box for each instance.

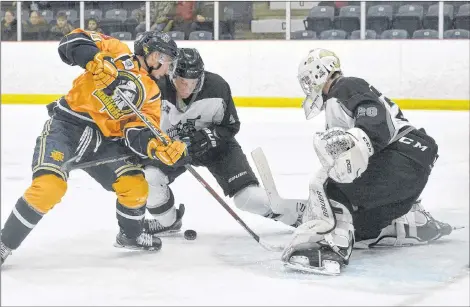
[284,257,341,276]
[282,242,351,276]
[144,204,185,236]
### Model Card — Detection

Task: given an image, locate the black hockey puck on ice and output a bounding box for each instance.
[184,229,197,240]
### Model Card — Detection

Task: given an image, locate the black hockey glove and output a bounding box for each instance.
[189,128,218,157]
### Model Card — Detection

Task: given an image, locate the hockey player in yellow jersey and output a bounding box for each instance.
[0,30,187,265]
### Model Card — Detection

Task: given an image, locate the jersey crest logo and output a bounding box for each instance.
[167,116,201,138]
[92,70,146,119]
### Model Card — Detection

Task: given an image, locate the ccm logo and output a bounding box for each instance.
[399,137,428,151]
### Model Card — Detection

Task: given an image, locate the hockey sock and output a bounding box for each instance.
[147,188,176,227]
[116,201,146,239]
[1,197,44,250]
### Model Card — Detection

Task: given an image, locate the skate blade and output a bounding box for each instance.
[113,242,162,252]
[156,229,182,237]
[284,260,341,276]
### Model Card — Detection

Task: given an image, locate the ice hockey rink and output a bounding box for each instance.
[1,105,469,306]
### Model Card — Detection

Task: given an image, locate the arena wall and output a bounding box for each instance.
[1,40,469,110]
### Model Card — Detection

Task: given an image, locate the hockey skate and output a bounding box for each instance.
[367,199,458,248]
[284,234,354,276]
[0,241,12,266]
[144,204,185,235]
[114,230,162,251]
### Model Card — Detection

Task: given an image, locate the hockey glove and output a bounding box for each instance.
[314,127,374,183]
[85,52,119,92]
[189,128,218,157]
[147,137,188,166]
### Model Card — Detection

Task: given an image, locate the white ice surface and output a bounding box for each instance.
[1,105,469,306]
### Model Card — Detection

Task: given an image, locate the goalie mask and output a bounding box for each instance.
[297,49,341,120]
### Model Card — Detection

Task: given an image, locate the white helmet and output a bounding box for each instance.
[298,48,341,119]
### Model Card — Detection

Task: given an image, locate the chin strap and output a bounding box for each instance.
[143,56,162,74]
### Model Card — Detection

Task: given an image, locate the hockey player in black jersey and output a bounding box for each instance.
[275,48,456,275]
[140,48,304,234]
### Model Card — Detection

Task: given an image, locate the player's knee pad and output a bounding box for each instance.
[112,174,148,209]
[23,174,67,214]
[144,166,171,208]
[233,185,271,216]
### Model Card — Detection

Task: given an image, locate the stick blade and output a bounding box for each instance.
[258,238,285,252]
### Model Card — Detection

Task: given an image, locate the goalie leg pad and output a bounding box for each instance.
[281,170,354,275]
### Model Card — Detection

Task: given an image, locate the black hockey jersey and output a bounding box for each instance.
[157,71,240,142]
[325,77,414,153]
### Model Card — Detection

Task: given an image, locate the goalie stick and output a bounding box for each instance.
[251,147,307,220]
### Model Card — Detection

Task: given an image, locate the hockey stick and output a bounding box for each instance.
[114,88,284,252]
[251,147,307,217]
[62,154,134,172]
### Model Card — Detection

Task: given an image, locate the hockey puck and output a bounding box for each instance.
[184,229,197,240]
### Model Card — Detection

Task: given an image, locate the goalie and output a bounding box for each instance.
[281,48,455,275]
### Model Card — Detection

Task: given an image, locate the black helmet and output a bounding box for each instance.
[134,31,178,60]
[173,48,205,79]
[170,48,205,96]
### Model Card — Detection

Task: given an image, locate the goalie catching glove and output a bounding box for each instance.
[125,123,187,166]
[314,127,374,183]
[85,52,119,92]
